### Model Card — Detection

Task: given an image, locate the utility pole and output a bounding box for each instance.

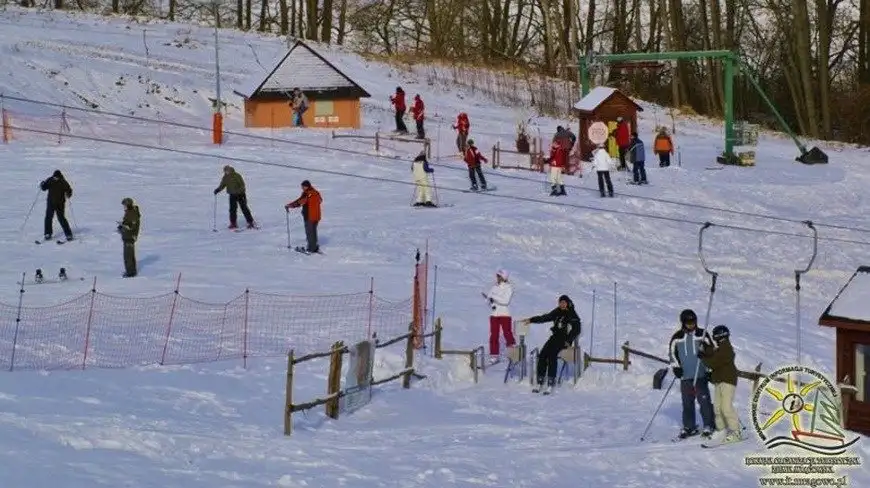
[212,0,223,144]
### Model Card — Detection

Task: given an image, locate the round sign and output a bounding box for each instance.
[587,121,608,144]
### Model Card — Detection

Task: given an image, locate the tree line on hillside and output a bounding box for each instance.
[9,0,870,145]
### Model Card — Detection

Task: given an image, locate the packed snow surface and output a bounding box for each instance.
[0,6,868,487]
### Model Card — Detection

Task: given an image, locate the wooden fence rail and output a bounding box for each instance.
[578,340,775,393]
[491,139,543,172]
[432,318,487,383]
[283,322,441,436]
[332,130,431,158]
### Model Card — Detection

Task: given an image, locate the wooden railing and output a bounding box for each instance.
[431,318,487,383]
[332,130,431,158]
[491,139,544,172]
[579,341,771,393]
[283,322,441,436]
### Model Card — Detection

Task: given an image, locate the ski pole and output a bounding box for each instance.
[212,194,218,232]
[430,173,439,206]
[285,208,291,249]
[19,188,41,235]
[640,375,677,441]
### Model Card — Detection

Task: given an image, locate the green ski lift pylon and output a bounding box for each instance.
[578,50,828,166]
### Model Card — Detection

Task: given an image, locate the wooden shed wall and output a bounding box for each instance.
[836,328,870,435]
[244,98,362,129]
[577,97,639,160]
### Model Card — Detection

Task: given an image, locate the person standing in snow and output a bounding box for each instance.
[411,94,425,139]
[653,128,674,167]
[453,112,470,154]
[613,117,631,171]
[463,139,488,191]
[545,139,568,196]
[563,126,577,151]
[285,180,323,253]
[389,86,408,134]
[290,88,309,127]
[628,132,648,184]
[519,295,581,393]
[668,308,717,440]
[481,269,516,364]
[411,151,436,207]
[698,325,742,443]
[39,169,74,242]
[117,197,140,278]
[592,143,614,198]
[213,165,258,230]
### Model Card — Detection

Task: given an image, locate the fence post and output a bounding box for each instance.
[583,351,591,371]
[243,289,250,368]
[284,349,295,436]
[367,277,374,338]
[10,272,25,372]
[326,341,344,418]
[470,350,478,383]
[492,142,497,168]
[375,131,379,152]
[433,318,442,359]
[622,341,631,371]
[82,276,97,370]
[402,324,415,389]
[160,273,182,365]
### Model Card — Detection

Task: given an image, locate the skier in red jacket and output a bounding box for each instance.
[464,139,488,191]
[613,117,631,171]
[453,112,470,153]
[546,140,568,196]
[389,86,408,134]
[411,94,425,139]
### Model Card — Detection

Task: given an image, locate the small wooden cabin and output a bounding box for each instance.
[572,87,643,160]
[818,265,870,436]
[233,40,370,129]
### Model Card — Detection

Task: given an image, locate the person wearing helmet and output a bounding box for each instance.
[699,325,742,443]
[519,295,581,394]
[117,197,141,278]
[463,139,488,191]
[668,308,716,439]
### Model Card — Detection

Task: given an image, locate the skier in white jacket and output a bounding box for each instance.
[592,144,615,198]
[481,269,516,364]
[411,151,436,207]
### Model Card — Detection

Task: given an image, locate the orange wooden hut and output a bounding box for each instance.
[234,40,370,129]
[572,86,643,160]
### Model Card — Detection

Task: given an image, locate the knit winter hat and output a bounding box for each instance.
[52,170,63,178]
[496,269,509,280]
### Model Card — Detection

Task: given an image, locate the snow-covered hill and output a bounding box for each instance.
[0,6,868,488]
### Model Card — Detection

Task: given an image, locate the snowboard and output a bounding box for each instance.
[462,186,498,193]
[293,246,324,255]
[701,437,749,448]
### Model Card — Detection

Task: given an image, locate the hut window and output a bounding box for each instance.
[857,344,869,402]
[315,100,335,116]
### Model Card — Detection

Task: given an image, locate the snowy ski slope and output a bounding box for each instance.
[0,6,869,487]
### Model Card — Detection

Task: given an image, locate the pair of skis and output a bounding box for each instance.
[35,238,73,245]
[17,267,84,286]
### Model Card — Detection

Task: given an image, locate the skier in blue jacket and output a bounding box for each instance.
[668,308,716,439]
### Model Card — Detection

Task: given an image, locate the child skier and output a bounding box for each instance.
[411,151,436,207]
[463,139,488,191]
[653,128,674,167]
[545,139,568,196]
[668,308,717,440]
[628,132,648,184]
[411,94,425,139]
[698,325,742,444]
[519,295,581,394]
[481,269,515,364]
[592,143,614,198]
[389,87,408,134]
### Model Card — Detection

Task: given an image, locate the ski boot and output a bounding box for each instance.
[470,184,479,192]
[35,268,44,283]
[58,267,67,281]
[700,427,714,440]
[550,185,559,196]
[677,427,699,440]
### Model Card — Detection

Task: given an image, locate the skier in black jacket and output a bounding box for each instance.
[39,170,74,241]
[520,295,582,393]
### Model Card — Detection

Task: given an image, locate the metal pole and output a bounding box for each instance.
[723,55,735,162]
[214,1,221,111]
[795,221,818,367]
[579,53,590,96]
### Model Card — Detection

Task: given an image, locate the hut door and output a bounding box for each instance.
[857,343,869,403]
